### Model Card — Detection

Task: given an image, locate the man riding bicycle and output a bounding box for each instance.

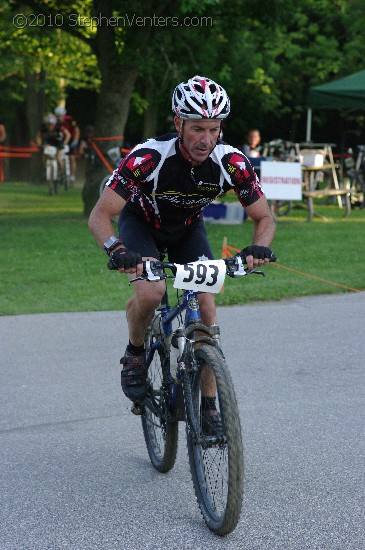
[54,106,80,184]
[89,75,276,424]
[36,113,71,189]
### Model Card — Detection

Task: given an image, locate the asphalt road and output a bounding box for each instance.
[1,293,364,550]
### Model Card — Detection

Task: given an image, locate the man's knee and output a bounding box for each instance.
[134,281,165,310]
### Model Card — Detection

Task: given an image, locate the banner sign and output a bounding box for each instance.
[260,161,302,200]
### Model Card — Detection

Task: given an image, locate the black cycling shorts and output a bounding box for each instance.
[118,210,214,264]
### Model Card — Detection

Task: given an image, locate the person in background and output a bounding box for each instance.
[54,106,80,184]
[0,117,6,143]
[241,129,261,158]
[79,125,96,158]
[36,113,71,192]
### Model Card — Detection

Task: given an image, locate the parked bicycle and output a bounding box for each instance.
[110,253,276,535]
[345,145,365,208]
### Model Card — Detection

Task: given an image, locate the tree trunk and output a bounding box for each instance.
[25,70,45,183]
[82,66,139,217]
[82,0,150,217]
[143,101,158,139]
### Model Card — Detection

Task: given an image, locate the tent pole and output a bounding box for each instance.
[306,108,312,142]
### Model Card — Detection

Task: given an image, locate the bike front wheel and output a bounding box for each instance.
[141,319,178,473]
[186,344,244,535]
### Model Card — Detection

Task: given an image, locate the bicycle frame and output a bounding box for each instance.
[143,268,227,439]
[133,256,273,533]
[130,256,269,423]
[145,287,199,416]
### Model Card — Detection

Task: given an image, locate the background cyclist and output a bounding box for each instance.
[36,113,71,191]
[88,75,276,424]
[54,106,80,185]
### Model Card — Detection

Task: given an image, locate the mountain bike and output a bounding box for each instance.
[345,144,365,208]
[43,144,70,194]
[122,253,276,535]
[43,145,58,195]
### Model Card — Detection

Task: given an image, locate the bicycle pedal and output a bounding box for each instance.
[131,403,143,416]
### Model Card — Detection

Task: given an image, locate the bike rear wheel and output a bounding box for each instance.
[185,344,244,535]
[141,318,178,473]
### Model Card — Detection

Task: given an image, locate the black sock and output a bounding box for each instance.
[127,341,145,355]
[202,396,217,411]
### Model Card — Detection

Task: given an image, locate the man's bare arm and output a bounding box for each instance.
[88,186,126,248]
[242,196,276,269]
[245,195,275,246]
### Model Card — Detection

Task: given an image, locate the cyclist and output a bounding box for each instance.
[54,106,80,184]
[89,75,276,425]
[36,113,71,191]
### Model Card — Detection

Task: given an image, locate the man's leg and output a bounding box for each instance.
[121,259,165,402]
[126,265,166,347]
[197,292,223,434]
[198,292,218,398]
[56,149,64,176]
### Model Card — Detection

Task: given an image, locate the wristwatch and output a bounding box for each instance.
[103,236,124,255]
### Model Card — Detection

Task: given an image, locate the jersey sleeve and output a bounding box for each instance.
[222,151,264,207]
[106,146,162,201]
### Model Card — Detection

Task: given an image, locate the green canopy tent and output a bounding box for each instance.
[306,69,365,140]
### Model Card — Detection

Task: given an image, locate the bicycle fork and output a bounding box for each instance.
[173,331,215,446]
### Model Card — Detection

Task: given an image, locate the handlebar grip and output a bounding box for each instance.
[107,257,118,270]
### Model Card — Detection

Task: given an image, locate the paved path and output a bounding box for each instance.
[1,293,364,549]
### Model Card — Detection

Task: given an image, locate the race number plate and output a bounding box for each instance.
[173,260,226,294]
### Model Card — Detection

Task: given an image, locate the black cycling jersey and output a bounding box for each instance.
[107,133,263,235]
[40,123,65,148]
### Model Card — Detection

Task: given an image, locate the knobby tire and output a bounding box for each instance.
[141,319,178,473]
[185,344,244,535]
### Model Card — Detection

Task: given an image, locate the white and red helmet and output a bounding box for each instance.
[172,75,230,120]
[54,106,67,116]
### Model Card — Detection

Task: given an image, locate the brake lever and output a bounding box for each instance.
[145,260,163,281]
[130,260,167,285]
[246,269,265,277]
[129,276,145,284]
[228,257,266,278]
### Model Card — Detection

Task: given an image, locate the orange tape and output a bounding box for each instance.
[222,239,365,294]
[222,245,240,258]
[0,145,39,153]
[92,136,124,141]
[0,152,31,158]
[270,262,365,294]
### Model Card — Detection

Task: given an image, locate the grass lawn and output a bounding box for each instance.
[1,182,364,315]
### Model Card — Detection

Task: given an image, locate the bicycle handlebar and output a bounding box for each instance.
[128,254,277,284]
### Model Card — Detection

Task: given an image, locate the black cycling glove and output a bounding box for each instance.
[239,245,276,262]
[108,247,142,270]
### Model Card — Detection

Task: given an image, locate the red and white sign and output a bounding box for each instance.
[260,161,302,200]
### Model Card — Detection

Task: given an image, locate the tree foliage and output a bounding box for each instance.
[1,0,365,211]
